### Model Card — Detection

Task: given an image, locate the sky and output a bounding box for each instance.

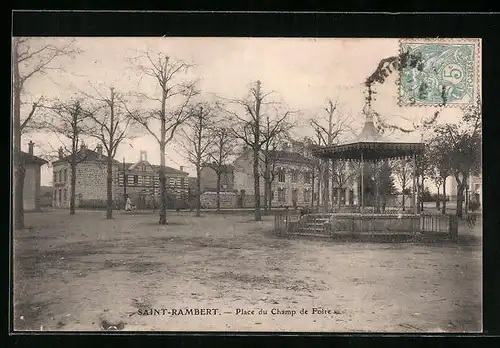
[17,37,464,186]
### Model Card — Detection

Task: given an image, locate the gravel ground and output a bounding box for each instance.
[13,210,482,332]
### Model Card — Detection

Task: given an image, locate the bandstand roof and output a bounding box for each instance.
[312,113,424,161]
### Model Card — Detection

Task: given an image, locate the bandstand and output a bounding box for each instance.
[312,110,424,215]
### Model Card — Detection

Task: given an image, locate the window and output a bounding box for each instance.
[142,164,146,171]
[64,169,68,182]
[303,189,310,202]
[63,189,67,202]
[53,190,57,201]
[304,171,311,184]
[278,169,285,183]
[58,171,62,183]
[58,189,62,203]
[53,171,57,184]
[278,188,285,202]
[180,177,185,187]
[133,175,138,184]
[291,170,298,183]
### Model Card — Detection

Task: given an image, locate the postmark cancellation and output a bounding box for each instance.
[398,38,481,107]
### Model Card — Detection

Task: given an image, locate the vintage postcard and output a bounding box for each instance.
[12,37,482,332]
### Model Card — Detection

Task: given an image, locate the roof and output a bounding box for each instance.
[312,114,424,161]
[269,150,312,165]
[21,151,48,165]
[52,148,121,166]
[122,162,188,176]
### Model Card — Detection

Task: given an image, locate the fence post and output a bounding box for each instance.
[449,215,458,240]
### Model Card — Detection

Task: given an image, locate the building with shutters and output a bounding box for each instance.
[52,146,189,209]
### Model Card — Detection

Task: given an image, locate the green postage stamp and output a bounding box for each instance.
[398,38,481,107]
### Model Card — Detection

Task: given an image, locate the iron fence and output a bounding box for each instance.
[274,210,459,239]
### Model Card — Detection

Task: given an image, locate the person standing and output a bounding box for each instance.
[125,196,132,211]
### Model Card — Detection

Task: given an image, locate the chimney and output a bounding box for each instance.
[28,140,35,155]
[180,166,184,172]
[96,144,103,156]
[58,147,64,159]
[140,150,147,162]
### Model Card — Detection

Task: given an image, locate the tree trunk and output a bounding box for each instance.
[420,176,425,212]
[195,167,201,217]
[441,178,447,215]
[252,146,262,221]
[323,159,330,212]
[436,186,441,209]
[263,173,269,215]
[106,155,113,219]
[267,181,272,211]
[337,187,341,209]
[70,157,77,215]
[456,181,467,218]
[216,172,221,212]
[402,189,406,211]
[13,38,25,229]
[159,142,167,225]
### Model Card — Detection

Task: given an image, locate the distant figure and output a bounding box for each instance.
[125,197,132,211]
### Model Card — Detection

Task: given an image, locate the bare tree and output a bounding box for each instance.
[208,124,236,212]
[43,98,94,215]
[128,52,198,225]
[310,99,354,212]
[259,109,293,213]
[85,87,134,219]
[12,37,81,228]
[218,80,279,221]
[331,160,357,208]
[392,158,412,211]
[178,102,215,217]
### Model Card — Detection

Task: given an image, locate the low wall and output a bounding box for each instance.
[200,192,237,209]
[326,214,420,234]
[274,211,458,240]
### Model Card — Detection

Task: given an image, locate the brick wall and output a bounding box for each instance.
[52,161,119,208]
[200,192,237,208]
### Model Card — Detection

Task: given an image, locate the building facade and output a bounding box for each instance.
[199,164,235,193]
[116,151,189,209]
[233,144,314,208]
[445,173,482,205]
[52,147,189,209]
[233,141,359,209]
[52,144,120,208]
[17,141,48,211]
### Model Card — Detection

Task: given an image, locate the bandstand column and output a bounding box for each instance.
[360,152,364,210]
[412,153,417,215]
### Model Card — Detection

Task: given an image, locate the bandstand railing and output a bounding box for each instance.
[274,208,459,240]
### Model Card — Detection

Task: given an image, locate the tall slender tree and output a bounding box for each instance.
[178,102,215,217]
[43,97,94,215]
[310,99,354,212]
[259,109,293,213]
[85,87,134,219]
[219,80,281,221]
[128,52,198,225]
[392,158,413,211]
[208,124,236,212]
[12,37,81,228]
